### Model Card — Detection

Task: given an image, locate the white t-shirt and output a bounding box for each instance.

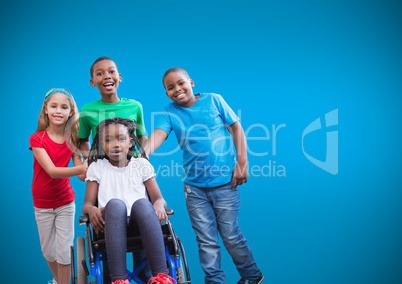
[86,157,155,216]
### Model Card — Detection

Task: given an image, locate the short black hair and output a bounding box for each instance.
[89,56,117,78]
[162,67,190,88]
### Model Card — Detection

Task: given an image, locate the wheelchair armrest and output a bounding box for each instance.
[166,208,174,216]
[79,215,89,224]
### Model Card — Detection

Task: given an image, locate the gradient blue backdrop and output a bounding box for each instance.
[2,0,401,283]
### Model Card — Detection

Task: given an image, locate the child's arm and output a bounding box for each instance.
[32,147,88,178]
[227,121,249,189]
[72,153,88,181]
[137,134,148,146]
[82,180,105,232]
[79,137,90,159]
[144,177,168,223]
[143,129,168,157]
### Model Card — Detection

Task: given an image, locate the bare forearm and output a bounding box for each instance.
[79,138,90,159]
[47,165,86,179]
[137,134,147,146]
[144,129,167,156]
[231,122,248,164]
[33,147,87,179]
[73,154,88,181]
[229,122,249,187]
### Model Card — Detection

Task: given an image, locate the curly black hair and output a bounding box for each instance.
[88,117,147,166]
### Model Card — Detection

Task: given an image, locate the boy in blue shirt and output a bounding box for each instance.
[145,68,263,284]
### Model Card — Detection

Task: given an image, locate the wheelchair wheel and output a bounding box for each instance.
[76,236,88,284]
[175,237,191,283]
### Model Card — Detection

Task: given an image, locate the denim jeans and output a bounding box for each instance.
[184,182,261,283]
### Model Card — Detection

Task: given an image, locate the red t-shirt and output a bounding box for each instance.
[29,131,75,208]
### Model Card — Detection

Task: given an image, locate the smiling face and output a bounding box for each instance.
[163,70,196,107]
[45,93,73,127]
[101,123,133,167]
[90,59,122,100]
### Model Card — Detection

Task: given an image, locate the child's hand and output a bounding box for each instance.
[78,160,88,175]
[153,201,168,224]
[77,173,86,181]
[231,161,248,189]
[77,159,88,181]
[88,206,105,232]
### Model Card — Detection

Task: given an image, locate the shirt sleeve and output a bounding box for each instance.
[78,112,91,139]
[154,108,174,136]
[138,158,156,182]
[29,133,43,150]
[135,103,146,136]
[214,94,239,126]
[85,161,101,183]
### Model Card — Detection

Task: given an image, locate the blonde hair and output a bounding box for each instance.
[36,88,80,151]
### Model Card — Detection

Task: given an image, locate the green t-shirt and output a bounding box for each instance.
[78,98,146,140]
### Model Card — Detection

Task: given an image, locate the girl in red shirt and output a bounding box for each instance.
[29,88,87,284]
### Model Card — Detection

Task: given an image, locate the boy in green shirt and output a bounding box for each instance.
[79,56,147,158]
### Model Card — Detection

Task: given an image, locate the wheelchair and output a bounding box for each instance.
[70,208,191,284]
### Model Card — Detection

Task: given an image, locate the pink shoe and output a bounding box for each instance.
[111,280,130,284]
[147,273,177,284]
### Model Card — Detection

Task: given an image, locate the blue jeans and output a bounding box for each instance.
[184,182,261,283]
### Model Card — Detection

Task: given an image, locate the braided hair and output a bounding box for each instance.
[88,117,147,166]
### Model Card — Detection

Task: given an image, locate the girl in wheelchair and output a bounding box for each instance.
[82,117,176,284]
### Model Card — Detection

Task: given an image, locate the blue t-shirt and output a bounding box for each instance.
[156,92,238,187]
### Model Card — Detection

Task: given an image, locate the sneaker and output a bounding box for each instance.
[147,273,177,284]
[47,280,58,284]
[237,274,264,284]
[111,280,130,284]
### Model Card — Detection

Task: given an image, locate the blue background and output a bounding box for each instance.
[2,0,401,283]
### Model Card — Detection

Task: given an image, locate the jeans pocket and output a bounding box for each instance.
[184,183,191,199]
